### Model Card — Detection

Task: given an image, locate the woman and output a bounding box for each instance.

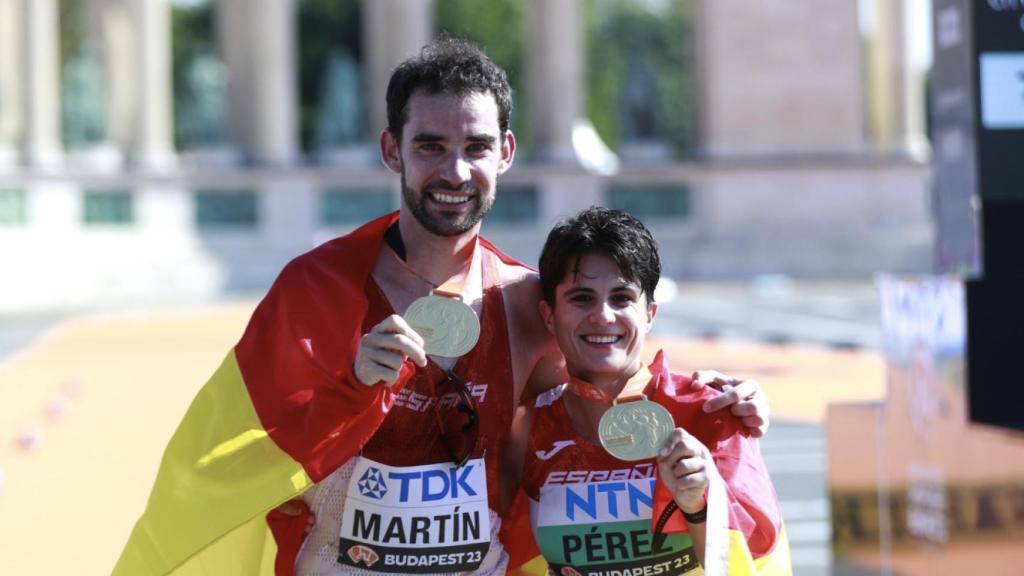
[516,207,790,575]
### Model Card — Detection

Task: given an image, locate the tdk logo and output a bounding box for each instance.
[357,467,388,500]
[388,464,478,503]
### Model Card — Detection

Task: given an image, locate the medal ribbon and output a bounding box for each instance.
[400,236,483,358]
[566,364,654,405]
[416,237,479,302]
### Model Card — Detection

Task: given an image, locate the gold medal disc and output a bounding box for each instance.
[598,396,675,461]
[404,293,480,358]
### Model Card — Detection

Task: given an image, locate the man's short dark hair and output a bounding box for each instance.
[539,206,661,306]
[386,37,513,142]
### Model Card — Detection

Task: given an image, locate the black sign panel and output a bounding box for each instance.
[973,1,1024,202]
[966,277,1024,431]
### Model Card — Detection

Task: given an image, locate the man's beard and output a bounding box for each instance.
[401,173,495,237]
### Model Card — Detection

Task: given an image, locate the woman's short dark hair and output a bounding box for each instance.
[386,37,513,142]
[539,206,661,306]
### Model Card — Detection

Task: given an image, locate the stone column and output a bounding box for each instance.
[21,0,62,169]
[526,0,584,165]
[217,0,250,152]
[79,0,135,153]
[249,0,299,166]
[363,0,433,137]
[132,0,176,170]
[867,0,929,158]
[218,0,299,166]
[0,0,22,167]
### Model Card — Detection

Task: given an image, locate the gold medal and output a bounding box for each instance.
[404,292,480,358]
[598,395,675,461]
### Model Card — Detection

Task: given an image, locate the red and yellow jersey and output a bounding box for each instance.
[514,351,791,576]
[359,251,515,510]
[113,212,530,575]
[291,251,517,574]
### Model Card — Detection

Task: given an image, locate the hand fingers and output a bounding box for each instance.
[736,412,766,427]
[362,331,427,367]
[658,428,688,457]
[354,317,430,386]
[727,379,761,402]
[656,429,712,510]
[728,383,770,435]
[354,358,403,387]
[690,370,728,390]
[701,377,764,411]
[671,468,709,499]
[657,428,707,460]
[660,448,710,507]
[663,438,706,470]
[670,455,706,478]
[354,340,409,385]
[742,418,767,438]
[729,401,765,418]
[701,383,741,413]
[374,315,425,356]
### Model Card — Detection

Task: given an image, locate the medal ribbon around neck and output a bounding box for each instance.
[568,365,676,461]
[567,364,654,405]
[402,240,482,358]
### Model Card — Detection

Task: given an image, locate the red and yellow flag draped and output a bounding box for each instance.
[114,213,418,575]
[647,351,793,575]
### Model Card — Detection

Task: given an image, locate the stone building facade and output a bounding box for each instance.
[0,0,932,312]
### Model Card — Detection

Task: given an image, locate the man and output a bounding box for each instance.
[114,38,767,576]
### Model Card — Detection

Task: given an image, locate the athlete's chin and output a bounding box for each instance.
[420,208,488,236]
[573,359,630,379]
[423,217,480,237]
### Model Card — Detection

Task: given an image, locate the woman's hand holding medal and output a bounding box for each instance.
[354,315,429,387]
[656,427,713,514]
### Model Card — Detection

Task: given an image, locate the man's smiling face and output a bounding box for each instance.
[383,90,515,237]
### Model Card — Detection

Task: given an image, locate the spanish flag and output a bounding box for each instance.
[114,213,418,575]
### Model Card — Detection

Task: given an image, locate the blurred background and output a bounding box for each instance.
[2,1,1023,575]
[0,0,935,310]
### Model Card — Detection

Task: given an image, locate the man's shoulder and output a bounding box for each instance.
[276,237,376,285]
[481,239,540,305]
[481,238,536,286]
[269,217,389,295]
[480,236,534,271]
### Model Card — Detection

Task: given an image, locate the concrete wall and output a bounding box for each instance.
[0,160,931,313]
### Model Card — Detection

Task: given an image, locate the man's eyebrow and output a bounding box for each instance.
[411,133,445,143]
[467,133,498,144]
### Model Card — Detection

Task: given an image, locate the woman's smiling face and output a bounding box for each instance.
[540,252,657,389]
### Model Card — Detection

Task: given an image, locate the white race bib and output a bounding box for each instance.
[534,478,698,575]
[339,457,491,573]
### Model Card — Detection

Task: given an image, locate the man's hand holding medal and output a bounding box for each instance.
[354,289,480,387]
